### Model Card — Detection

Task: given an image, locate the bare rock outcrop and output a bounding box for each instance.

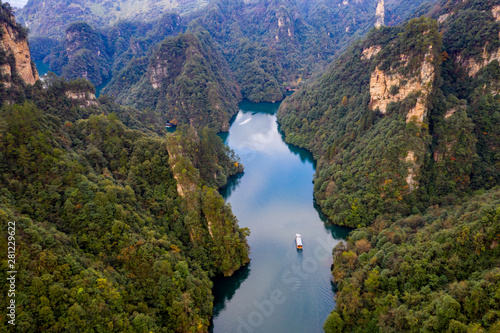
[493,5,500,22]
[369,48,435,124]
[405,151,419,191]
[65,90,98,107]
[458,46,500,77]
[0,14,38,88]
[361,46,381,60]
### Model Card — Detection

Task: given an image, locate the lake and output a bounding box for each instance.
[211,101,350,333]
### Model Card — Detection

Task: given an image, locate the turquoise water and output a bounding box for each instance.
[34,60,50,76]
[211,101,350,333]
[95,76,111,97]
[34,60,110,98]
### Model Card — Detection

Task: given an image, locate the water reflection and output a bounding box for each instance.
[239,100,280,115]
[211,264,251,317]
[276,122,317,167]
[219,172,244,198]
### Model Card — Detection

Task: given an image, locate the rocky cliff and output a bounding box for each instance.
[0,4,38,91]
[374,0,385,28]
[279,0,500,229]
[166,127,249,277]
[369,45,436,123]
[64,90,98,108]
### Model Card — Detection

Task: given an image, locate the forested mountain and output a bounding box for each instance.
[44,22,111,86]
[31,13,185,88]
[4,0,499,331]
[0,8,249,331]
[278,0,500,229]
[272,0,500,331]
[278,17,444,227]
[108,32,241,132]
[16,0,208,38]
[22,0,432,130]
[186,0,432,102]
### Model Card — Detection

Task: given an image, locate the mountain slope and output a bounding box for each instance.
[188,0,433,102]
[44,22,111,86]
[278,0,500,229]
[0,82,249,332]
[0,17,249,330]
[278,18,443,227]
[30,0,433,107]
[110,32,241,131]
[0,1,38,101]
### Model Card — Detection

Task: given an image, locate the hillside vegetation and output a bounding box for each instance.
[278,17,445,227]
[108,32,241,132]
[0,38,249,331]
[325,188,500,332]
[278,0,500,228]
[273,0,500,331]
[29,0,431,130]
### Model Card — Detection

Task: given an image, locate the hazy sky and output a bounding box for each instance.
[8,0,28,8]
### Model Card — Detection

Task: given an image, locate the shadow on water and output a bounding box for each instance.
[95,76,112,98]
[219,172,244,199]
[314,199,352,240]
[208,264,251,332]
[281,134,317,168]
[217,131,229,142]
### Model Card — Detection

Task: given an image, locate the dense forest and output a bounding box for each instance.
[0,89,249,331]
[278,17,444,227]
[45,22,112,86]
[2,0,500,331]
[0,5,249,331]
[278,0,500,228]
[325,187,500,332]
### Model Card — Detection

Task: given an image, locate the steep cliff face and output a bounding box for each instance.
[166,127,249,277]
[457,46,500,77]
[64,90,98,108]
[186,0,430,103]
[17,0,208,38]
[369,46,436,123]
[0,5,38,91]
[374,0,385,28]
[279,0,500,230]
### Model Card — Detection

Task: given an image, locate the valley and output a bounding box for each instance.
[0,0,499,331]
